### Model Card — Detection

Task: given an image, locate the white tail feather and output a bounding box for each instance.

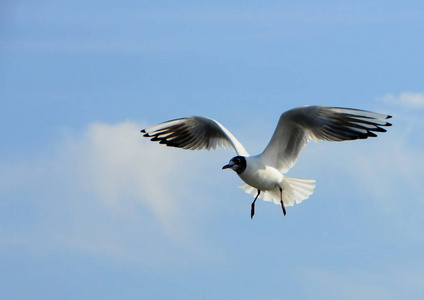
[238,177,316,207]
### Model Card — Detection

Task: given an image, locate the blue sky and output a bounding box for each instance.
[1,0,424,299]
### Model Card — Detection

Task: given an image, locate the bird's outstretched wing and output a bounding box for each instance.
[141,116,249,156]
[260,106,392,173]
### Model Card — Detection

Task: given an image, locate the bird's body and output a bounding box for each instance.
[141,105,392,218]
[241,155,284,191]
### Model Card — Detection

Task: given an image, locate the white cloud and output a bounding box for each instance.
[2,111,423,271]
[0,121,222,266]
[378,92,424,109]
[68,122,180,222]
[299,107,424,240]
[350,131,424,239]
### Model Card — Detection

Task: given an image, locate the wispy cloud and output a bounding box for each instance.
[1,111,423,271]
[378,92,424,109]
[288,101,424,240]
[350,132,424,232]
[0,121,221,266]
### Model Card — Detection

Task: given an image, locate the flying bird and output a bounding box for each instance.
[141,106,391,218]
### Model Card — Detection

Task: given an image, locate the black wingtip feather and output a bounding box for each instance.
[386,115,393,119]
[373,126,387,133]
[140,129,146,133]
[166,141,178,147]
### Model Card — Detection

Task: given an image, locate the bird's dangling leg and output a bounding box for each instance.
[279,187,286,216]
[251,190,261,219]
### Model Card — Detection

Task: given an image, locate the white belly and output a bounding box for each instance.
[238,157,284,191]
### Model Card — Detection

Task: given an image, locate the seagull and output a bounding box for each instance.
[141,105,391,218]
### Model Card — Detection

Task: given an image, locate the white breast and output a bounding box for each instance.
[238,155,284,191]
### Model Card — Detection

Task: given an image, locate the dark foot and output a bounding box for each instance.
[280,200,286,216]
[251,190,261,219]
[279,187,286,216]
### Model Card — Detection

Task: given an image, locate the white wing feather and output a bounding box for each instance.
[142,116,249,156]
[260,106,392,173]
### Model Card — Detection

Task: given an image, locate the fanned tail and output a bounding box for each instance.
[238,177,316,207]
[282,177,316,206]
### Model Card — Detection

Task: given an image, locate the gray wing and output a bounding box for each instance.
[260,106,392,173]
[141,116,249,156]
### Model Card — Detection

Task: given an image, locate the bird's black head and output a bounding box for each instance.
[222,156,247,174]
